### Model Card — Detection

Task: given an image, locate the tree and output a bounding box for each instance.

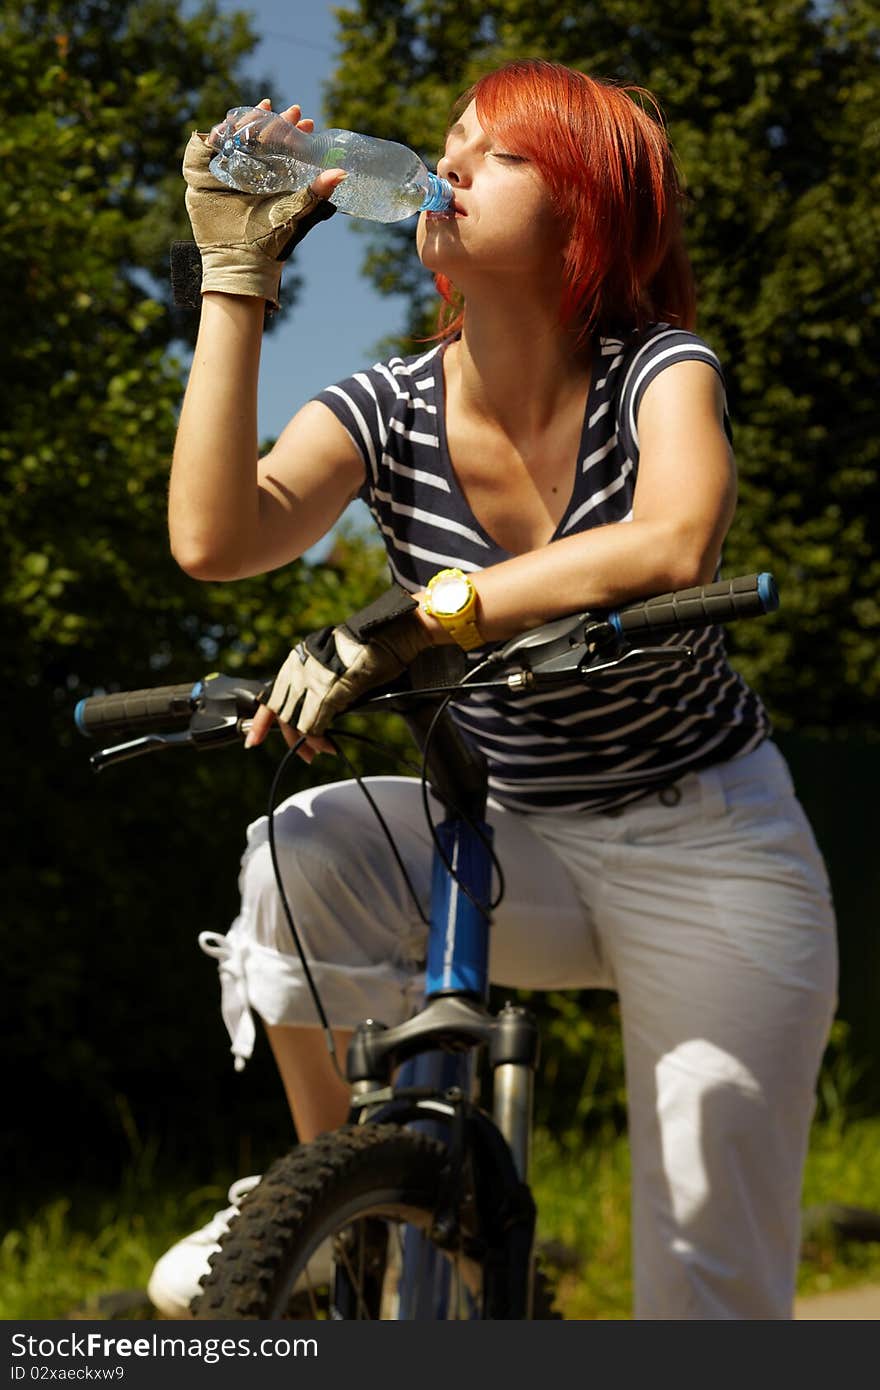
[325,0,880,735]
[0,0,394,1194]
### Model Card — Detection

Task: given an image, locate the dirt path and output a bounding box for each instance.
[795,1283,880,1319]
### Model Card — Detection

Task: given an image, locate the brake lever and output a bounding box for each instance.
[578,643,695,678]
[507,640,695,689]
[90,731,194,772]
[90,711,250,773]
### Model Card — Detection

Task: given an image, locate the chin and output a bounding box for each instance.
[417,234,464,278]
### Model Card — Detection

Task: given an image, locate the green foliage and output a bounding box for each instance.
[531,1126,633,1319]
[799,1113,880,1299]
[1,0,253,699]
[326,0,880,733]
[502,990,627,1134]
[0,1150,230,1319]
[812,1019,872,1133]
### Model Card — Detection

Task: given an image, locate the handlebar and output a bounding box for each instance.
[75,573,779,771]
[74,675,269,744]
[608,572,778,637]
[74,681,200,741]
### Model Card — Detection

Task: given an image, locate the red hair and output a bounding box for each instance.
[433,60,696,343]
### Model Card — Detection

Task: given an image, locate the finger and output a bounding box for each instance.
[244,703,276,748]
[266,717,302,753]
[305,734,335,756]
[293,731,315,762]
[295,118,315,132]
[259,110,304,146]
[279,721,303,751]
[297,734,334,759]
[278,103,302,123]
[231,101,270,136]
[310,168,347,199]
[275,718,316,758]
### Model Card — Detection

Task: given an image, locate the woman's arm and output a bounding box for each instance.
[168,294,364,580]
[168,100,362,582]
[418,359,737,643]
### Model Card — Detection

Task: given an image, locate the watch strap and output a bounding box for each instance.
[445,612,483,651]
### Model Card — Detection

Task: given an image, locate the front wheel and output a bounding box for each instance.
[192,1123,552,1320]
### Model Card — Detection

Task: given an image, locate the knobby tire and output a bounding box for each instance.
[192,1123,559,1320]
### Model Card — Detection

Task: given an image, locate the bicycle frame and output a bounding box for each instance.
[343,652,541,1319]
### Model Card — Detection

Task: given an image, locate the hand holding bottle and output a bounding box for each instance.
[182,99,345,308]
[205,103,453,223]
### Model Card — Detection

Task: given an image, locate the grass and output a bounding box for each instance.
[531,1126,633,1319]
[3,1115,880,1321]
[0,1171,232,1321]
[531,1114,880,1318]
[797,1114,880,1298]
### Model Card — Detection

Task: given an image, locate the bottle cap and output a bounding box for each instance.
[421,174,454,213]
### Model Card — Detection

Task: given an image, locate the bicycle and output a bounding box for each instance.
[76,572,779,1320]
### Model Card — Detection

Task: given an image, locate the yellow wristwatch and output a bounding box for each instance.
[422,568,484,651]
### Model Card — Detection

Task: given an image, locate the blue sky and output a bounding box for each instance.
[182,0,418,446]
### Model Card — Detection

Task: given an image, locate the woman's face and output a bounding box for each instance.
[416,100,566,286]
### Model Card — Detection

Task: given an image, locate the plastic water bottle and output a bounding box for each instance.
[205,107,454,224]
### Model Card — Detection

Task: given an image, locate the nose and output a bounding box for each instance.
[436,153,460,184]
[437,142,472,187]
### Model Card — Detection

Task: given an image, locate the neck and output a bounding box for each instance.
[447,292,592,437]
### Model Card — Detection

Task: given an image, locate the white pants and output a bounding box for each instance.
[201,740,837,1319]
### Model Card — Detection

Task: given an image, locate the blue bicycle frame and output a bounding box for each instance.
[395,813,495,1319]
[342,650,540,1319]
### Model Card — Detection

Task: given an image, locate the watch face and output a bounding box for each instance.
[431,574,471,616]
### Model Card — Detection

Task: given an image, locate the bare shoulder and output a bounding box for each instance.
[631,358,736,578]
[260,399,364,494]
[637,357,729,438]
[224,400,368,578]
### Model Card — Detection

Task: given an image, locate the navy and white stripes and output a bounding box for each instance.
[315,325,768,813]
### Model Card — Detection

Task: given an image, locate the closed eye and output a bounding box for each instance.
[491,152,527,162]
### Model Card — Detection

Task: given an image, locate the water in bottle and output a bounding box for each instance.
[205,107,454,224]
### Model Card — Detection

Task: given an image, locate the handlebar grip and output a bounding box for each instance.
[75,683,197,740]
[609,573,779,636]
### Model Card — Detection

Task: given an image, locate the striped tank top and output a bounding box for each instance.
[316,324,770,813]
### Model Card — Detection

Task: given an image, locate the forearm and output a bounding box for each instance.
[417,517,719,645]
[168,293,265,577]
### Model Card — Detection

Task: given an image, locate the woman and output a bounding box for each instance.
[154,60,836,1319]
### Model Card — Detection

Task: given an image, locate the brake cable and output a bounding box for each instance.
[263,651,508,1078]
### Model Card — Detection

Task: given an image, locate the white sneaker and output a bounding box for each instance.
[147,1175,335,1318]
[147,1175,262,1317]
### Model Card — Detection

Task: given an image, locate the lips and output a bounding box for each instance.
[428,200,466,220]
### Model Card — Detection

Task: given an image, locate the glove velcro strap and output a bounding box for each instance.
[303,626,346,671]
[343,583,419,642]
[170,241,205,309]
[278,199,337,261]
[170,240,278,320]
